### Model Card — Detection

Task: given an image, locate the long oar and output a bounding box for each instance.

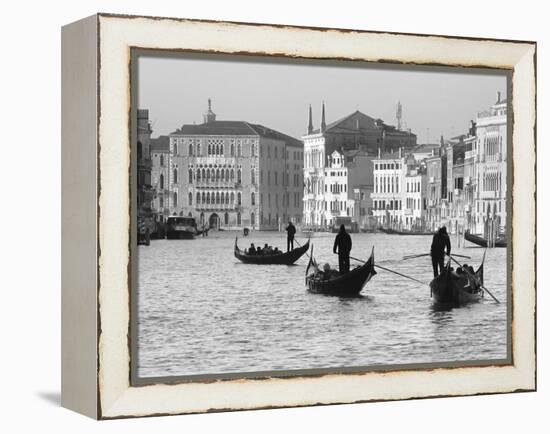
[446,254,500,304]
[349,255,429,286]
[403,253,471,260]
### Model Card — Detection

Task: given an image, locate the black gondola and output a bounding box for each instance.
[305,247,376,297]
[430,253,485,306]
[234,237,309,265]
[464,230,507,248]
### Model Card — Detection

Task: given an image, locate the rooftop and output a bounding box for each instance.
[171,120,303,148]
[150,135,170,152]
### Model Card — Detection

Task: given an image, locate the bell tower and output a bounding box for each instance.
[203,98,216,124]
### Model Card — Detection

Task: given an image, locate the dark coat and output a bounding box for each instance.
[286,223,296,239]
[431,230,451,258]
[333,231,352,255]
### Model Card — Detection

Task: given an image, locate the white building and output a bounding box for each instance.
[371,149,405,227]
[323,151,352,225]
[472,92,507,235]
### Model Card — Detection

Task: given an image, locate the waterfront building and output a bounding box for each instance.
[150,135,170,221]
[370,148,406,228]
[302,103,416,227]
[322,151,351,227]
[472,92,508,237]
[403,163,428,230]
[165,99,303,230]
[137,109,154,230]
[425,140,445,231]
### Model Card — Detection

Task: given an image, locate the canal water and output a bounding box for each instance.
[136,231,508,378]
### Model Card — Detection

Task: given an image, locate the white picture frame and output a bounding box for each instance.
[61,13,536,419]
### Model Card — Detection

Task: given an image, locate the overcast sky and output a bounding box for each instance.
[137,52,507,144]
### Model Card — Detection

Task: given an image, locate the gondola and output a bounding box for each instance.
[305,247,376,297]
[430,252,485,306]
[234,237,309,265]
[464,230,507,248]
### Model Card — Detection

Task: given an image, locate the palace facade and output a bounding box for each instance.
[162,100,303,230]
[302,103,416,227]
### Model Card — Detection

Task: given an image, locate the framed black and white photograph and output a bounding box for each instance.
[61,13,536,419]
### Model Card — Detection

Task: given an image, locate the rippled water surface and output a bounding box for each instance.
[137,231,508,378]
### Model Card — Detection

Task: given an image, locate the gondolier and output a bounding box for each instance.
[430,226,451,277]
[285,221,296,252]
[333,224,352,274]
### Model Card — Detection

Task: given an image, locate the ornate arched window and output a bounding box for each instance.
[202,192,205,203]
[251,212,255,225]
[160,154,164,166]
[197,170,201,182]
[188,169,193,184]
[238,192,242,205]
[159,174,164,190]
[206,192,210,204]
[173,169,178,184]
[237,169,242,184]
[173,192,178,207]
[226,192,229,204]
[224,212,229,225]
[251,192,255,206]
[220,144,224,155]
[237,212,241,225]
[189,144,193,156]
[188,192,193,205]
[230,192,235,204]
[196,192,200,204]
[231,143,235,156]
[216,192,220,204]
[230,169,234,181]
[251,168,255,184]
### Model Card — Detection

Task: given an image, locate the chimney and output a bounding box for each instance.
[496,91,501,103]
[320,101,326,133]
[307,104,313,135]
[399,147,402,158]
[378,147,381,158]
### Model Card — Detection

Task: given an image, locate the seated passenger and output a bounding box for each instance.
[322,263,333,280]
[273,247,281,254]
[248,243,256,255]
[256,246,262,255]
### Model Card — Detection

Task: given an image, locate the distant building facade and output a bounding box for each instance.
[371,149,406,227]
[163,100,303,230]
[150,135,170,221]
[472,93,507,236]
[302,103,416,227]
[137,109,154,231]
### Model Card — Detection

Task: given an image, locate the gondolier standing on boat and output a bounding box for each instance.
[286,221,296,252]
[430,226,451,278]
[333,224,352,274]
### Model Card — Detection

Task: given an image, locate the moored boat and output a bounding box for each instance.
[379,227,432,236]
[305,247,376,297]
[430,255,485,306]
[165,216,198,239]
[464,230,506,248]
[234,237,309,265]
